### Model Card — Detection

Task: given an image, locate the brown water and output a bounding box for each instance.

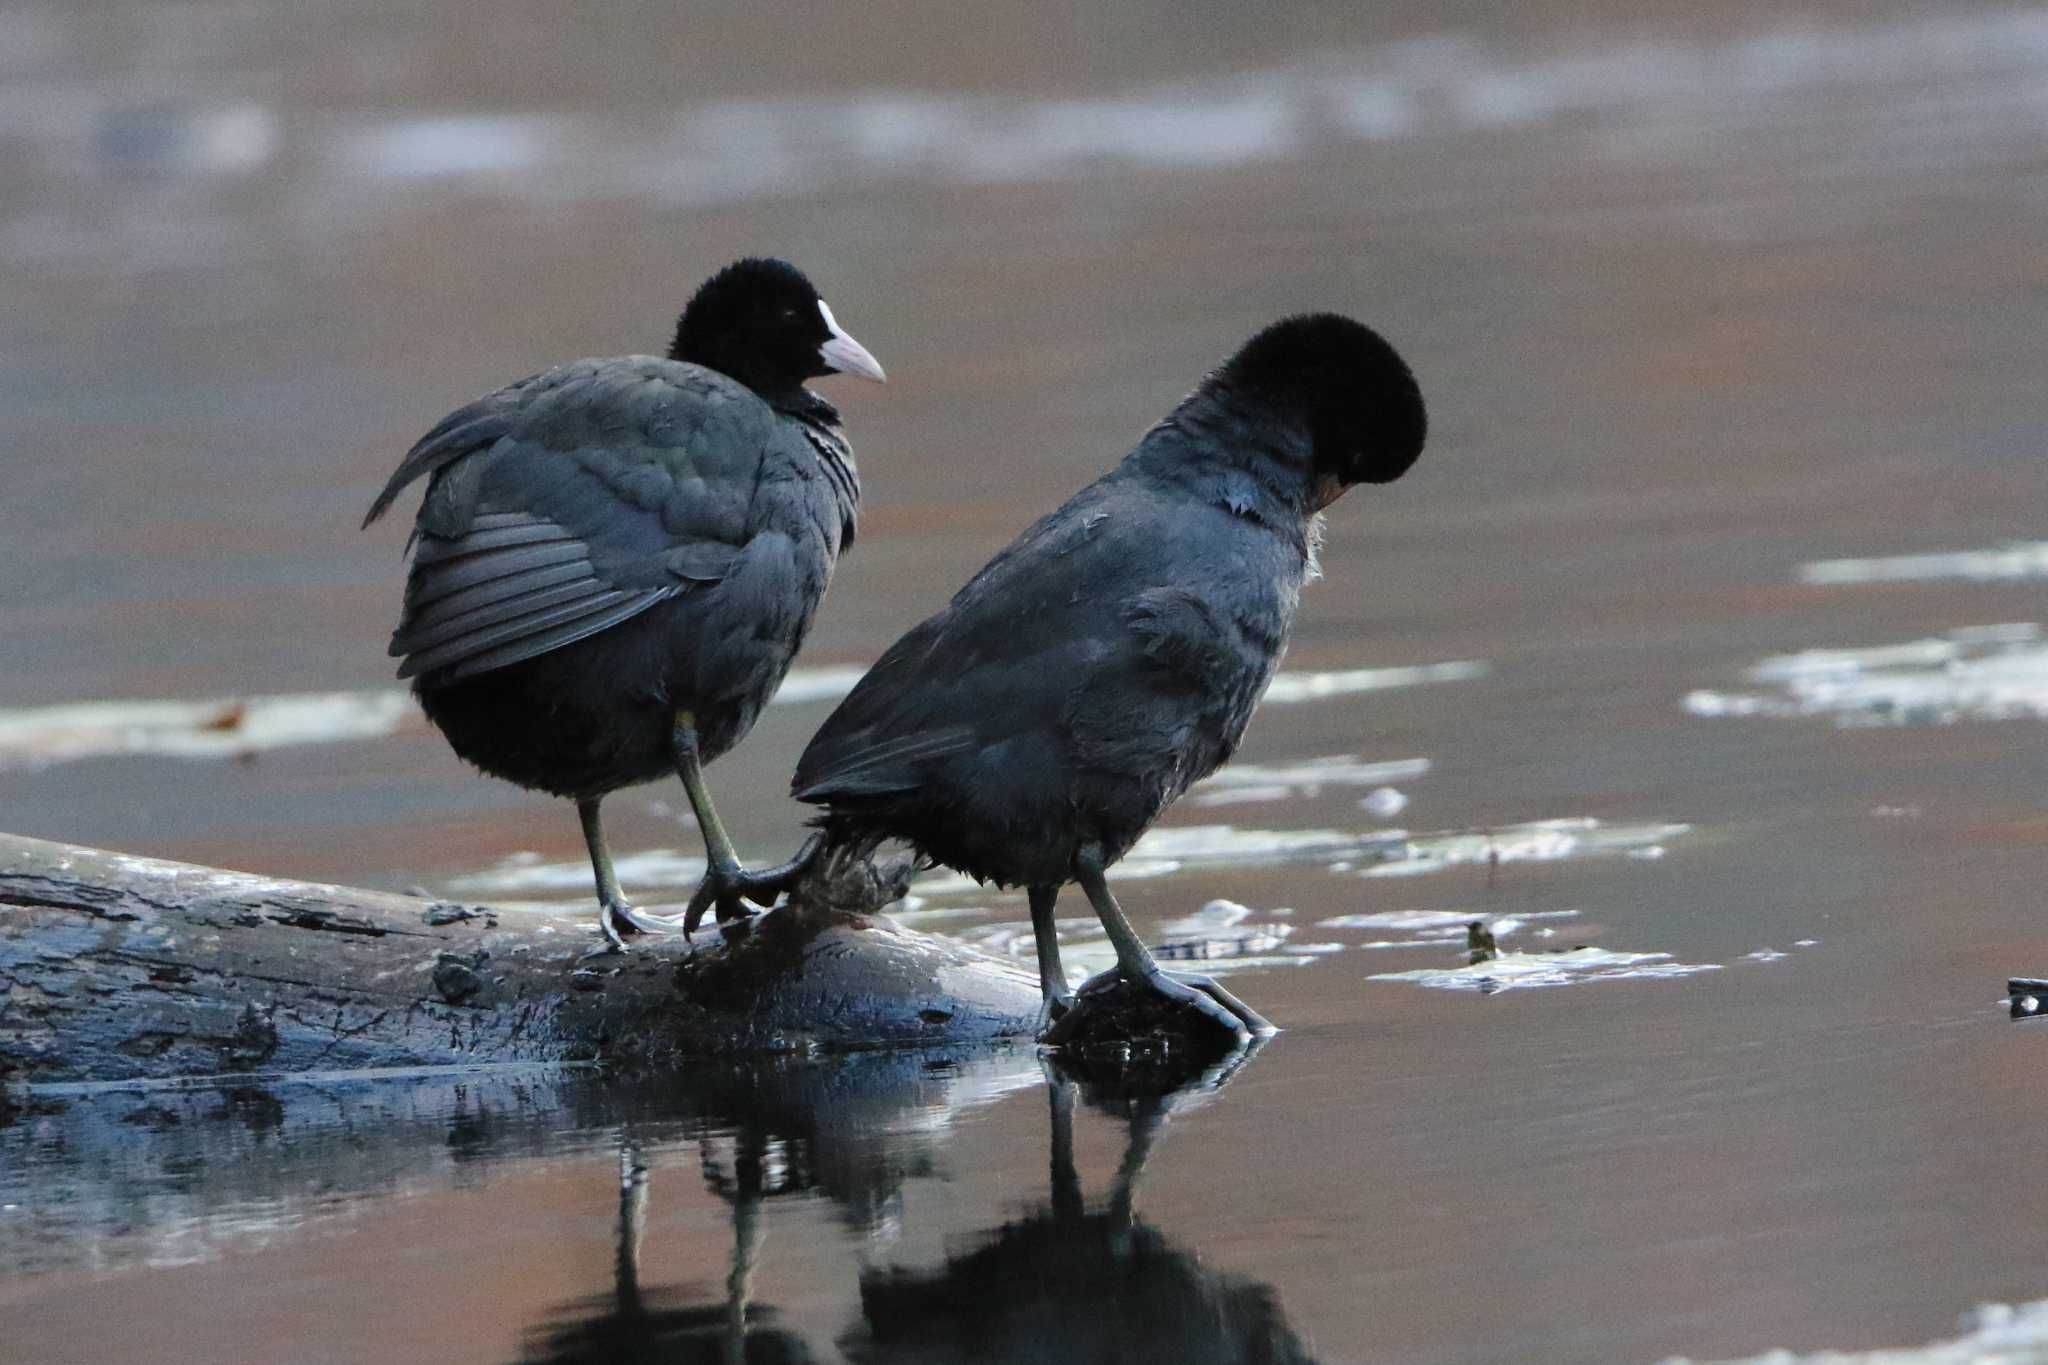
[7,1,2048,1360]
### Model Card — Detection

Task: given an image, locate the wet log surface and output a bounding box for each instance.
[0,832,1042,1086]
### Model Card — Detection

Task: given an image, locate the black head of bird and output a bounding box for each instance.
[1205,312,1427,511]
[668,256,886,394]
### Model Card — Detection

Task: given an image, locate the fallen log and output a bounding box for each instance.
[0,832,1041,1086]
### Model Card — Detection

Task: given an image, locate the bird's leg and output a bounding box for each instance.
[1107,1096,1168,1231]
[1058,845,1278,1046]
[673,711,818,937]
[727,1130,767,1358]
[1045,1063,1084,1221]
[1029,884,1077,1026]
[615,1143,650,1320]
[580,796,679,952]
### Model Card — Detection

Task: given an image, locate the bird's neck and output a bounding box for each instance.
[767,385,842,431]
[779,387,859,549]
[1127,384,1317,528]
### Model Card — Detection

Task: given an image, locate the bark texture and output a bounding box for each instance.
[0,832,1040,1085]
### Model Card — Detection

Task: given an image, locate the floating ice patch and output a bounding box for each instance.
[770,665,870,705]
[0,690,420,771]
[884,904,999,926]
[245,12,2041,215]
[907,867,1000,898]
[1320,909,1580,934]
[340,114,573,179]
[1262,660,1488,704]
[1661,1296,2048,1364]
[1157,898,1256,937]
[0,659,1471,775]
[1326,908,1582,953]
[0,665,875,773]
[1190,755,1429,807]
[1147,898,1297,964]
[1800,541,2048,586]
[1325,909,1483,932]
[0,660,1474,776]
[1155,901,1295,962]
[1119,824,1409,878]
[1684,624,2048,726]
[446,848,706,897]
[1360,787,1409,818]
[910,818,1683,899]
[960,897,1308,984]
[1357,818,1688,878]
[1155,934,1299,965]
[960,923,1116,986]
[1372,947,1720,993]
[449,811,1678,907]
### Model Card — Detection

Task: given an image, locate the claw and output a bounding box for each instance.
[592,898,687,953]
[1036,990,1078,1035]
[592,900,637,955]
[680,837,824,938]
[1157,969,1277,1040]
[680,878,716,940]
[677,875,766,939]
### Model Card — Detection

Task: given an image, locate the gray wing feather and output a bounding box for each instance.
[391,509,680,681]
[397,584,672,681]
[791,726,978,801]
[390,573,615,656]
[404,539,591,607]
[411,514,574,563]
[375,358,790,683]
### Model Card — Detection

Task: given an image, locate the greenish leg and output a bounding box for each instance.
[1050,843,1276,1046]
[673,710,823,937]
[580,796,684,951]
[673,713,743,878]
[1029,884,1077,1021]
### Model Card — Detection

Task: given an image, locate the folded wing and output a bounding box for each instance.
[371,358,767,684]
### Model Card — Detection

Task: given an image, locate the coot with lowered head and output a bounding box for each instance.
[793,313,1424,1040]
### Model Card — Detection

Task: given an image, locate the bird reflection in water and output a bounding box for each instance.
[516,1051,1026,1364]
[517,1134,814,1365]
[516,1042,1306,1363]
[847,1042,1316,1363]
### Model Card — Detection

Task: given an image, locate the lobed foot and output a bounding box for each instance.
[1036,989,1079,1035]
[1043,964,1276,1049]
[681,834,826,937]
[586,897,693,955]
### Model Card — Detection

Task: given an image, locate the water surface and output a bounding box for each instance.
[5,1,2048,1360]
